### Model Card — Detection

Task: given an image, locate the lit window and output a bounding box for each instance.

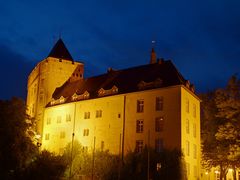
[156,97,163,111]
[193,123,196,138]
[136,119,144,133]
[193,144,197,159]
[186,99,189,113]
[83,129,89,136]
[135,140,144,153]
[57,116,61,123]
[60,131,65,139]
[193,104,196,117]
[137,99,144,113]
[45,133,50,140]
[155,139,163,152]
[101,141,104,151]
[84,112,90,119]
[96,110,102,118]
[186,119,189,134]
[46,117,51,125]
[186,140,190,156]
[155,117,164,132]
[66,114,71,122]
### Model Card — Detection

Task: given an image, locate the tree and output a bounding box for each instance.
[63,140,119,180]
[63,141,184,180]
[0,97,37,179]
[121,147,185,180]
[21,150,67,180]
[201,75,240,180]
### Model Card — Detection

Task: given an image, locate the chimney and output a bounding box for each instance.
[150,48,157,64]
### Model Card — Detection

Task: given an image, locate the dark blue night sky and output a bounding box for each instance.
[1,0,240,100]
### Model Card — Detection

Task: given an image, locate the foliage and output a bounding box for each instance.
[201,75,240,179]
[63,140,184,180]
[0,97,37,179]
[63,140,119,180]
[0,97,67,180]
[121,147,185,180]
[21,150,67,180]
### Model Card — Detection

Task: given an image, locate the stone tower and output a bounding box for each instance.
[26,38,84,141]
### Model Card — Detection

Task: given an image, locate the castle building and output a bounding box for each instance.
[27,39,201,179]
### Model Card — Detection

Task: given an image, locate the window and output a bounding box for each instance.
[194,166,197,177]
[60,131,65,139]
[39,94,44,104]
[96,110,102,118]
[101,141,104,151]
[193,144,197,159]
[66,114,71,122]
[186,163,190,175]
[137,99,144,113]
[136,119,144,133]
[193,123,196,138]
[32,104,35,114]
[118,113,121,118]
[155,117,164,132]
[193,104,196,117]
[82,146,88,152]
[136,140,144,153]
[186,118,189,134]
[186,99,189,113]
[47,117,51,125]
[83,129,89,136]
[59,148,64,155]
[156,97,163,111]
[155,139,163,152]
[45,133,50,140]
[186,140,190,156]
[40,78,45,86]
[57,116,61,123]
[84,112,90,119]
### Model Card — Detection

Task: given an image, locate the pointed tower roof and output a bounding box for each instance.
[48,38,73,61]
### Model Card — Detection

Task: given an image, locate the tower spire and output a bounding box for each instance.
[150,40,157,64]
[48,38,73,61]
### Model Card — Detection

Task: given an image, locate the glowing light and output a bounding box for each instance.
[35,134,41,139]
[214,170,219,174]
[228,168,233,172]
[205,172,209,175]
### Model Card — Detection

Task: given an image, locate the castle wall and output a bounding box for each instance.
[181,86,201,179]
[26,57,83,136]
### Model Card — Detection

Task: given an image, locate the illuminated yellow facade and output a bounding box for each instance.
[26,39,84,135]
[27,40,202,179]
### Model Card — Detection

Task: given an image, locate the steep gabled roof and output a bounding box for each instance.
[49,60,191,106]
[48,38,73,61]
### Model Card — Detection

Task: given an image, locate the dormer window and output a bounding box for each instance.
[98,86,118,97]
[71,91,90,101]
[138,78,162,90]
[50,96,66,105]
